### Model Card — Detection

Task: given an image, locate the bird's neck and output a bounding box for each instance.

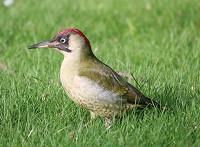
[60,48,96,74]
[60,48,97,90]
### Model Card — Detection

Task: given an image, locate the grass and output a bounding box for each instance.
[0,0,200,146]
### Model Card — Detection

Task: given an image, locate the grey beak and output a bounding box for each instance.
[28,40,52,49]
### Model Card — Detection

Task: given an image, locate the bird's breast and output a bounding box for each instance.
[59,60,133,117]
[60,68,123,110]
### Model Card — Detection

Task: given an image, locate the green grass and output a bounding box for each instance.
[0,0,200,146]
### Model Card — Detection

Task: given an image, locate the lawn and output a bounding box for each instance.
[0,0,200,146]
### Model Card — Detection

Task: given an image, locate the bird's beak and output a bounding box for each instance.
[28,40,51,49]
[28,40,59,49]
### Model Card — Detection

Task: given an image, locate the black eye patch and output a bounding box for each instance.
[56,34,70,44]
[54,34,71,52]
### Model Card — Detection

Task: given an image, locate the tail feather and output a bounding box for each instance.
[126,83,166,110]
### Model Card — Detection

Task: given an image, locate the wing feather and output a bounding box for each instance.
[78,59,160,108]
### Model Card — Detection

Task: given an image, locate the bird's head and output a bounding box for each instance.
[28,28,92,59]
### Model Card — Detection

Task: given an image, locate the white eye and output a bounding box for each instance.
[60,38,66,43]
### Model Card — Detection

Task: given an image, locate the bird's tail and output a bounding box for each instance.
[126,83,167,110]
[140,97,167,110]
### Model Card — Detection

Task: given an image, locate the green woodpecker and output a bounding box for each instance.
[28,28,161,126]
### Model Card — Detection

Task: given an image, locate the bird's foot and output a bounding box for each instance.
[105,118,113,130]
[90,111,99,120]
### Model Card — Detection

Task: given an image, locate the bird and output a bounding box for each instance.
[28,28,161,127]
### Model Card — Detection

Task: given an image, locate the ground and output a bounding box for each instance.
[0,0,200,146]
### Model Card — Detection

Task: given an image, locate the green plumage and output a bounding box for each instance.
[78,56,160,109]
[28,28,162,126]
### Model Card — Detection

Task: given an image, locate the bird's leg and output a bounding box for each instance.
[83,111,98,127]
[90,111,99,120]
[82,111,98,128]
[105,118,113,130]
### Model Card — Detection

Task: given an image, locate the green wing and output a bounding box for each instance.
[78,58,160,108]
